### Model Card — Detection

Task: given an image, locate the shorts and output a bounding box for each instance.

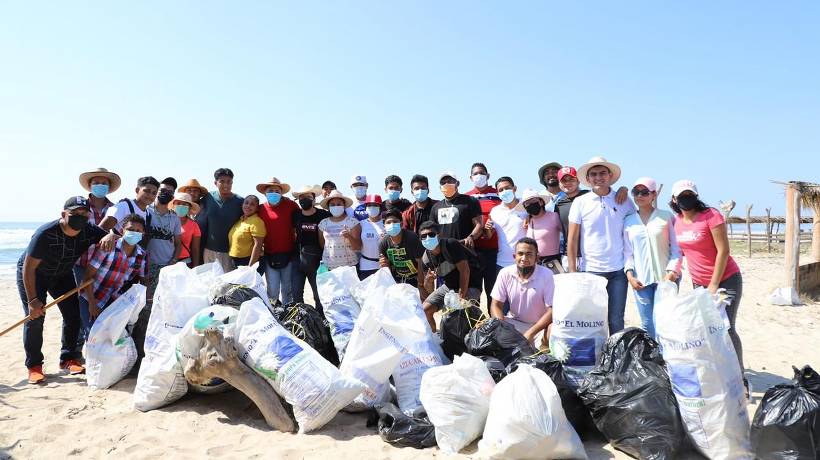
[424,284,481,310]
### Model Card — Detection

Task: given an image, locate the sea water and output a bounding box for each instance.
[0,222,42,279]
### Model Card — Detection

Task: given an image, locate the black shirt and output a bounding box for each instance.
[385,198,412,214]
[554,189,590,255]
[21,220,107,277]
[378,229,424,285]
[293,208,331,249]
[421,238,482,291]
[430,194,482,240]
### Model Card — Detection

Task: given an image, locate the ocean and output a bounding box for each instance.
[0,222,43,279]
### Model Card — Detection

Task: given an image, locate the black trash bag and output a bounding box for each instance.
[578,327,686,460]
[208,281,262,307]
[480,356,508,383]
[439,305,487,360]
[751,365,820,460]
[464,318,536,366]
[508,352,597,436]
[373,402,437,449]
[271,302,340,366]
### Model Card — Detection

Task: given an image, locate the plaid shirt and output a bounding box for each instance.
[84,239,146,307]
[77,195,114,268]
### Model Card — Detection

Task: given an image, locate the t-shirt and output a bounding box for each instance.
[401,199,438,234]
[179,218,201,261]
[257,198,299,255]
[525,210,563,258]
[385,198,412,214]
[421,238,482,291]
[554,189,590,244]
[103,198,148,233]
[294,208,331,250]
[674,208,740,286]
[359,219,385,271]
[146,205,182,265]
[318,216,360,270]
[77,195,114,268]
[352,200,368,221]
[228,214,267,258]
[568,189,636,272]
[465,187,501,250]
[489,203,528,267]
[623,209,681,286]
[202,192,244,253]
[379,229,424,285]
[430,194,482,241]
[22,220,107,277]
[491,264,554,325]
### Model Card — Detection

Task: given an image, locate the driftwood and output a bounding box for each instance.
[184,327,296,432]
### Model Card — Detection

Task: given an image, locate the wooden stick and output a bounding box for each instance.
[0,279,93,338]
[785,184,801,292]
[746,204,753,258]
[765,207,772,254]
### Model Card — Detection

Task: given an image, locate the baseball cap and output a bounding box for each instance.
[363,194,383,205]
[350,175,368,186]
[439,171,458,183]
[521,188,543,203]
[64,196,90,211]
[632,177,658,192]
[557,166,577,181]
[671,179,698,197]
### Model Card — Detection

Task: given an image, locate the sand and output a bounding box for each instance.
[2,253,819,460]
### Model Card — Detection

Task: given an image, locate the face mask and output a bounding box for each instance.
[385,222,401,237]
[158,189,174,205]
[266,192,282,205]
[517,264,535,276]
[354,186,367,199]
[386,190,401,201]
[524,202,542,216]
[547,178,559,187]
[67,214,88,231]
[174,205,190,217]
[421,235,439,251]
[413,189,429,201]
[298,197,313,210]
[367,206,381,218]
[499,189,515,204]
[123,230,143,246]
[676,194,699,211]
[440,183,457,198]
[90,184,109,198]
[330,205,345,217]
[471,174,488,188]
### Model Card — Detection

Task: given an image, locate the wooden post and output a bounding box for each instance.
[746,204,753,258]
[812,205,820,262]
[785,184,801,292]
[765,208,772,253]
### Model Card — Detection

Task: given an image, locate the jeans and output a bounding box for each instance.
[16,264,83,368]
[263,255,294,305]
[293,264,322,312]
[72,264,91,342]
[695,272,744,373]
[589,269,629,334]
[633,282,658,339]
[476,248,498,304]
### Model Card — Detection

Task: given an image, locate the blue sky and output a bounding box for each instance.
[1,2,818,221]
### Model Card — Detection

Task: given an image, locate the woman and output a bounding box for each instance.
[358,194,386,279]
[170,192,202,267]
[520,189,563,266]
[292,185,330,310]
[318,190,361,271]
[178,178,209,263]
[227,195,266,267]
[622,178,681,338]
[671,179,747,392]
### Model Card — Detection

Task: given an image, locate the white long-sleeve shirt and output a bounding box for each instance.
[623,209,681,286]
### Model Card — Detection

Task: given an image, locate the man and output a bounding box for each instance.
[379,209,426,298]
[99,176,159,233]
[383,175,412,213]
[487,176,527,270]
[292,185,330,309]
[256,177,299,304]
[490,238,554,346]
[537,161,563,205]
[321,180,337,199]
[401,174,438,234]
[430,172,484,247]
[145,177,182,306]
[418,221,483,331]
[17,196,115,383]
[464,162,502,302]
[567,157,636,334]
[200,168,244,273]
[350,175,369,221]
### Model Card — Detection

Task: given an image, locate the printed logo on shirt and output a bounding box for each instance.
[677,230,704,243]
[300,223,318,232]
[437,207,459,225]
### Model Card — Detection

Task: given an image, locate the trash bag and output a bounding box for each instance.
[508,352,596,435]
[481,356,508,383]
[479,364,588,460]
[317,266,362,360]
[375,402,437,449]
[464,318,536,366]
[578,328,686,460]
[207,263,267,306]
[85,284,146,390]
[751,365,820,460]
[655,285,753,459]
[272,302,340,366]
[439,300,487,361]
[419,353,496,454]
[176,305,238,394]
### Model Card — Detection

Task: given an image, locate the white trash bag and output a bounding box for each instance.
[654,286,753,459]
[317,265,362,360]
[85,284,146,390]
[479,364,587,459]
[549,273,609,387]
[419,353,496,454]
[234,297,364,433]
[176,305,239,394]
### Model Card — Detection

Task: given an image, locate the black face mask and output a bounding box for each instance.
[517,264,535,276]
[158,190,174,205]
[67,214,89,231]
[546,178,559,187]
[524,202,543,216]
[676,194,699,211]
[298,197,314,210]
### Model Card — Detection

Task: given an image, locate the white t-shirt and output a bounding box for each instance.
[318,216,360,270]
[489,202,528,267]
[104,198,148,233]
[358,219,385,271]
[567,189,635,272]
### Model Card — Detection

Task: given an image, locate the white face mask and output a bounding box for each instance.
[471,174,488,188]
[330,205,345,217]
[366,206,381,218]
[353,186,367,199]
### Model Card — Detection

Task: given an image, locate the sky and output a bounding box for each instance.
[1,2,818,222]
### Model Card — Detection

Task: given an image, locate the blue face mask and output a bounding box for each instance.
[174,205,190,217]
[90,184,109,198]
[386,190,401,201]
[123,230,143,246]
[421,235,439,251]
[499,189,515,204]
[385,222,401,237]
[413,189,429,201]
[266,192,282,205]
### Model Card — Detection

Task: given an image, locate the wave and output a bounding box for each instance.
[0,228,36,250]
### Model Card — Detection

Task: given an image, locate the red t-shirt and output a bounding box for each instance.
[465,186,501,250]
[179,218,201,260]
[258,198,299,254]
[674,208,740,286]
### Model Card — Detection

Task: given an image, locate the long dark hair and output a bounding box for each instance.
[669,198,710,215]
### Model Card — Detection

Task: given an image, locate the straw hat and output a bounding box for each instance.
[577,156,622,187]
[291,184,322,199]
[79,168,121,193]
[256,177,291,194]
[170,192,200,216]
[178,178,208,196]
[320,190,353,209]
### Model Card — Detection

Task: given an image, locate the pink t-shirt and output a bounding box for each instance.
[674,208,740,286]
[525,211,562,257]
[490,264,554,325]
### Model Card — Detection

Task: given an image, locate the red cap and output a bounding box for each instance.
[364,194,383,205]
[557,166,577,181]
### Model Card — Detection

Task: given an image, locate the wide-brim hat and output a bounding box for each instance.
[537,162,563,186]
[79,168,121,193]
[170,192,200,215]
[292,184,322,199]
[521,188,544,204]
[577,156,621,187]
[320,190,353,209]
[256,177,291,194]
[178,178,208,196]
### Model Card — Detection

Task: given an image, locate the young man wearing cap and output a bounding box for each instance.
[99,176,160,233]
[567,157,636,334]
[537,161,563,204]
[292,185,330,309]
[358,194,386,279]
[144,178,182,306]
[430,172,484,248]
[383,175,412,213]
[17,196,115,383]
[257,177,299,304]
[401,174,438,234]
[465,163,502,302]
[199,168,244,273]
[350,175,369,221]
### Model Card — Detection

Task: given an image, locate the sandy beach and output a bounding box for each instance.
[2,253,819,460]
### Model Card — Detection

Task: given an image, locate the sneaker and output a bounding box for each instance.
[59,359,86,375]
[28,366,46,384]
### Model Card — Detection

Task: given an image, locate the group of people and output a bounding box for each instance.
[16,156,745,391]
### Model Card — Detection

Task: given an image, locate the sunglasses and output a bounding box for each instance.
[631,188,652,197]
[419,233,437,240]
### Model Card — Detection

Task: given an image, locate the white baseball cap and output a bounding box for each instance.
[521,188,543,203]
[671,179,698,197]
[439,171,458,183]
[350,175,368,186]
[632,177,658,192]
